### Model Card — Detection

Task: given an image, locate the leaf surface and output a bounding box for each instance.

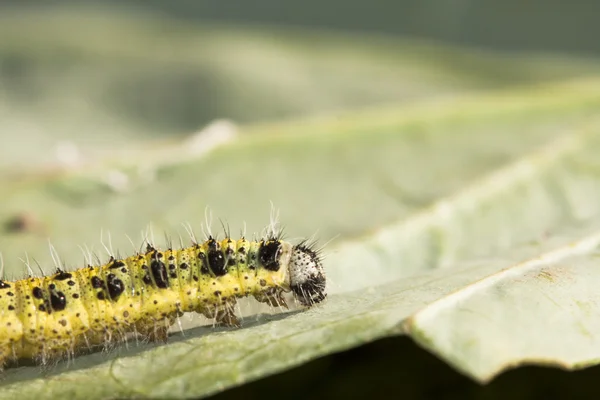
[2,76,600,398]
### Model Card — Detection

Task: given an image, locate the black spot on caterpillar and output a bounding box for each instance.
[0,228,327,370]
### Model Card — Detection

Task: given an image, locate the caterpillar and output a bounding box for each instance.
[0,226,326,370]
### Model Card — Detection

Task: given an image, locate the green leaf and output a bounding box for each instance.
[2,77,600,398]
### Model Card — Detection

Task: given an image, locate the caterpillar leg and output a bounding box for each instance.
[134,315,177,343]
[255,288,288,309]
[215,307,241,328]
[0,346,10,371]
[200,300,241,328]
[137,323,169,343]
[38,345,75,369]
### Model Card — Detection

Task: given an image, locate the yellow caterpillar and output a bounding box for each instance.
[0,232,326,369]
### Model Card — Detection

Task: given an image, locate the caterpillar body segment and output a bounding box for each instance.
[0,235,326,369]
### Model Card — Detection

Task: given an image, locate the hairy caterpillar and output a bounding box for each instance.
[0,225,326,370]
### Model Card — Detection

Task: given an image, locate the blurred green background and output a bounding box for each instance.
[1,1,599,171]
[1,1,600,398]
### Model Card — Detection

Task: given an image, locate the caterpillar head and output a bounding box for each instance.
[288,242,327,307]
